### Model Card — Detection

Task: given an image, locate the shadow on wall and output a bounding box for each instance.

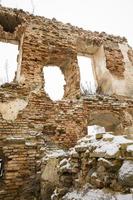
[0,148,4,179]
[88,111,122,134]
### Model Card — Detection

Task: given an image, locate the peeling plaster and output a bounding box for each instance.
[93,45,133,97]
[119,43,133,96]
[93,46,113,95]
[119,43,131,67]
[0,99,28,121]
[16,34,24,83]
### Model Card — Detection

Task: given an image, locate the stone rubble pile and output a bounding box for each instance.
[43,132,133,200]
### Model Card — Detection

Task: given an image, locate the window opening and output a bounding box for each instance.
[0,42,19,85]
[43,66,66,101]
[77,56,96,95]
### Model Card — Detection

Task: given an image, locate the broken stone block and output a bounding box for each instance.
[98,158,113,168]
[118,160,133,187]
[127,144,133,157]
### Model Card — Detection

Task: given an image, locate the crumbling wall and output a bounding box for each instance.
[0,6,133,98]
[0,5,133,200]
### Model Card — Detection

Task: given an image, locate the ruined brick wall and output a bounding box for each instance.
[0,5,133,200]
[0,86,133,199]
[0,6,133,98]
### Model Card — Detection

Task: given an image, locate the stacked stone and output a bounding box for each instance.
[51,132,133,200]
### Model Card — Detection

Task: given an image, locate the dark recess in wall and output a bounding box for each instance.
[0,13,22,33]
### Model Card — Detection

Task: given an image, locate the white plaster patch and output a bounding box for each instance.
[16,34,24,82]
[119,43,131,68]
[119,43,133,97]
[0,99,28,121]
[93,46,113,95]
[94,45,133,97]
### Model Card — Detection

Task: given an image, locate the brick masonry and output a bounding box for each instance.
[0,5,133,200]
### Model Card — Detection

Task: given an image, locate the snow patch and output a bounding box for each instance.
[118,160,133,187]
[63,189,133,200]
[75,133,133,158]
[127,144,133,152]
[46,149,67,159]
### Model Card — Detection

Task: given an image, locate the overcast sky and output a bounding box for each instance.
[1,0,133,47]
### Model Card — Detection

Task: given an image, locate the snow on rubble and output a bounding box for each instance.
[74,132,133,158]
[63,188,133,200]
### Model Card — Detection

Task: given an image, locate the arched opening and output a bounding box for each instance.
[43,66,66,101]
[0,42,19,85]
[77,56,97,95]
